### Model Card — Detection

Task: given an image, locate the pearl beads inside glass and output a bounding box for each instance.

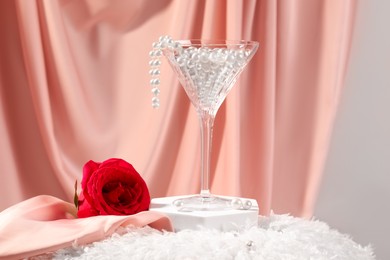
[149,36,253,109]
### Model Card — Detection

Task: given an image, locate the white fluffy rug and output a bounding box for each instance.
[52,214,375,260]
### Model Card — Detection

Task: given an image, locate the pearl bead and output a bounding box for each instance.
[151,87,160,95]
[149,59,161,66]
[187,59,195,69]
[243,200,252,210]
[149,69,160,76]
[231,198,243,209]
[173,200,184,208]
[150,79,160,85]
[191,53,200,61]
[185,47,196,55]
[209,51,218,62]
[152,97,160,108]
[149,50,156,57]
[177,57,186,67]
[236,59,245,66]
[211,62,219,69]
[227,53,236,63]
[159,35,170,42]
[189,68,196,76]
[152,42,161,48]
[166,38,174,45]
[237,49,245,59]
[173,42,181,49]
[160,36,174,48]
[200,51,210,63]
[174,46,183,55]
[202,63,211,72]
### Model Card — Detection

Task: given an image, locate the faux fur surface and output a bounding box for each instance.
[53,214,375,260]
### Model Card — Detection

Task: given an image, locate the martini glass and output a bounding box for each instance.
[162,39,258,211]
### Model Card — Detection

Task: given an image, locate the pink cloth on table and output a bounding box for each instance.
[0,195,173,259]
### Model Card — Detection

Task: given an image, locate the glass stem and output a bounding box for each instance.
[197,110,215,198]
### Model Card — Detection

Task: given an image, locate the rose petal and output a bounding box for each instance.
[81,160,100,189]
[81,160,100,205]
[77,193,99,218]
[100,158,133,170]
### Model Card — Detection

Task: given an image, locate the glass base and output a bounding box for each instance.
[172,194,252,212]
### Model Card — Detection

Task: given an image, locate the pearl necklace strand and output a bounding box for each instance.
[149,36,181,108]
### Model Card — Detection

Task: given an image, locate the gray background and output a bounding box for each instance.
[314,1,390,259]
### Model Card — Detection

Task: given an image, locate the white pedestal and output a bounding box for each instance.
[149,195,259,231]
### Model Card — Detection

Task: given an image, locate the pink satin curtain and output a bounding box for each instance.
[0,0,356,217]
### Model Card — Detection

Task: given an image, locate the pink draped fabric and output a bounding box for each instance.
[0,0,356,218]
[0,195,172,259]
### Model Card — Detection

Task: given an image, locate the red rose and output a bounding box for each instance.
[77,158,150,218]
